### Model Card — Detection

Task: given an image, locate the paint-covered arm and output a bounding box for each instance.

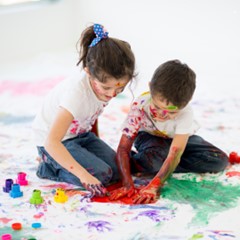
[45,107,106,196]
[117,134,135,187]
[133,134,189,204]
[109,134,137,200]
[156,134,189,182]
[91,118,99,137]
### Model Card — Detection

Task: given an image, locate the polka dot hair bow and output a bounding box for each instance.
[89,23,109,47]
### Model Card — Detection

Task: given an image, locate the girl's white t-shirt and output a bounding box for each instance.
[121,92,200,139]
[32,70,108,146]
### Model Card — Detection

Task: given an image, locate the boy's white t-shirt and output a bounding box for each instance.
[122,92,200,139]
[32,70,108,146]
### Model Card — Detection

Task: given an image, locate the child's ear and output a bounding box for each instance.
[84,67,91,77]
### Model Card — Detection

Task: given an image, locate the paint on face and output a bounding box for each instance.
[167,105,178,110]
[115,82,125,87]
[150,97,179,121]
[149,105,158,118]
[90,77,129,102]
[161,177,240,226]
[91,80,102,95]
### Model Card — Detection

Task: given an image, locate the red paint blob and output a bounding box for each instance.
[226,171,240,177]
[229,151,240,164]
[91,182,141,205]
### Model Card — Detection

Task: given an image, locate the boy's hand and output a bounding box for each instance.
[109,186,136,200]
[132,187,159,204]
[132,177,162,204]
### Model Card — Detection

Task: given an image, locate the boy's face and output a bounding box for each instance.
[150,96,180,122]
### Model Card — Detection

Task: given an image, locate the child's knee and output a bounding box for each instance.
[215,153,229,172]
[202,151,228,173]
[133,147,165,173]
[97,167,113,185]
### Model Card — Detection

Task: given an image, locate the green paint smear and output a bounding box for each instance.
[116,93,127,99]
[161,177,240,226]
[189,233,204,239]
[0,226,36,239]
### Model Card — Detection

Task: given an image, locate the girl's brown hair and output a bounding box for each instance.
[76,24,136,83]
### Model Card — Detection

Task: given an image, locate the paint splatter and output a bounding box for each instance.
[133,209,174,222]
[161,177,240,226]
[0,217,12,224]
[85,220,112,232]
[0,77,65,96]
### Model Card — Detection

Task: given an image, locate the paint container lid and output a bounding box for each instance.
[11,222,22,230]
[1,233,12,240]
[31,222,42,229]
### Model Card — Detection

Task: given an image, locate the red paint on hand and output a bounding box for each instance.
[147,177,162,188]
[109,186,136,200]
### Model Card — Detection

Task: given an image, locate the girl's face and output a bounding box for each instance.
[86,69,130,102]
[150,96,180,122]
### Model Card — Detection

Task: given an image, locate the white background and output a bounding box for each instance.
[0,0,240,98]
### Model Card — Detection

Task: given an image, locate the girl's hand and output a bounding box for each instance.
[82,183,107,197]
[109,186,136,200]
[81,174,107,197]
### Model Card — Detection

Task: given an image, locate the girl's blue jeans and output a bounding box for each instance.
[36,132,119,187]
[131,132,229,174]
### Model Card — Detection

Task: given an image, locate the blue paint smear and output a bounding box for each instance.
[0,113,34,124]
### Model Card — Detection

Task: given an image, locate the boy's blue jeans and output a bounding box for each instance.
[36,132,119,187]
[131,132,229,174]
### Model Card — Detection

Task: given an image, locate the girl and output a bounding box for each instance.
[32,23,136,196]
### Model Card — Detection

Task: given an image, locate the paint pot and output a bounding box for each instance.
[229,151,240,164]
[1,234,12,240]
[32,222,42,229]
[11,222,22,230]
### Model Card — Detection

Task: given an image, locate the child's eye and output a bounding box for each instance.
[153,104,161,110]
[102,87,111,90]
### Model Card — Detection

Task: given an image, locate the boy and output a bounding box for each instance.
[110,60,228,204]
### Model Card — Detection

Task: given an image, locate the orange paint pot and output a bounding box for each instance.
[11,222,22,230]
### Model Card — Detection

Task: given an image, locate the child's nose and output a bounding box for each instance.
[110,90,117,97]
[161,110,168,117]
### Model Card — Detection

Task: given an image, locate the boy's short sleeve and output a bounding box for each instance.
[175,106,200,135]
[121,101,142,139]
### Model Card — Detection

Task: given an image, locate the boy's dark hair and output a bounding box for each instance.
[149,60,196,108]
[76,24,136,83]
